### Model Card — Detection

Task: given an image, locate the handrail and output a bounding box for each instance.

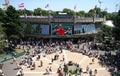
[20,16,105,23]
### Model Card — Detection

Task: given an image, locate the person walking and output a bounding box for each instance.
[40,60,43,67]
[94,69,97,76]
[86,65,89,73]
[51,58,54,64]
[89,69,92,76]
[0,63,3,69]
[92,58,94,64]
[49,66,52,73]
[0,69,4,76]
[12,56,16,64]
[45,67,49,74]
[20,68,24,76]
[79,68,82,75]
[62,55,65,61]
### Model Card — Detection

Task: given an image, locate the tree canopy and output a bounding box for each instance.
[2,6,24,40]
[112,10,120,40]
[15,6,109,17]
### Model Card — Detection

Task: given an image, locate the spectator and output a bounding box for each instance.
[49,66,52,73]
[45,67,49,74]
[0,63,3,69]
[62,55,65,61]
[86,65,89,73]
[40,60,43,67]
[94,69,97,76]
[89,69,92,76]
[0,69,4,76]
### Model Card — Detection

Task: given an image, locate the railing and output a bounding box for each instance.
[20,16,105,23]
[94,18,104,22]
[75,17,94,23]
[51,18,74,22]
[0,52,24,62]
[20,16,49,18]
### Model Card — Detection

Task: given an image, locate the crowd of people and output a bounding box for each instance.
[0,38,120,76]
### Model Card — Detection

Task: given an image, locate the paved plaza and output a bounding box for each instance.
[21,49,111,76]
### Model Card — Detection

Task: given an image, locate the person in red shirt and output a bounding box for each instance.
[56,24,65,36]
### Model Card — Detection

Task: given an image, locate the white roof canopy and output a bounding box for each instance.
[104,20,114,27]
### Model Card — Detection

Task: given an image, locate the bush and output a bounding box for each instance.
[64,64,68,73]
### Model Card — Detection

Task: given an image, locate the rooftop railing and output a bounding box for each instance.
[20,15,105,23]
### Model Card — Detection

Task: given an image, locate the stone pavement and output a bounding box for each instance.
[1,44,112,76]
[22,50,111,76]
[1,46,34,76]
[2,57,22,76]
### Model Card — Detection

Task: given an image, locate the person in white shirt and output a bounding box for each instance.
[0,69,4,76]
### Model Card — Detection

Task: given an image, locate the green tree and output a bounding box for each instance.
[2,6,24,40]
[112,10,120,40]
[0,8,5,22]
[85,9,94,17]
[17,9,24,15]
[17,9,33,16]
[42,10,49,16]
[33,8,42,16]
[24,9,33,16]
[85,7,102,17]
[48,10,56,16]
[97,23,112,43]
[96,7,101,15]
[62,8,74,15]
[106,13,117,20]
[77,11,85,16]
[100,11,108,17]
[0,22,5,53]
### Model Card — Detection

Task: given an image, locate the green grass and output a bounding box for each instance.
[0,53,6,57]
[15,49,23,53]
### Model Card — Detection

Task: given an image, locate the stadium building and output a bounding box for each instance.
[20,13,105,42]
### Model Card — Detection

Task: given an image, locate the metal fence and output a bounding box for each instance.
[0,52,24,62]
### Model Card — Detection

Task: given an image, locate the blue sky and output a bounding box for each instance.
[0,0,120,13]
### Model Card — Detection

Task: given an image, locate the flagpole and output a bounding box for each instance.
[99,1,101,10]
[115,4,118,12]
[99,3,101,11]
[74,4,76,24]
[45,4,52,42]
[98,0,102,11]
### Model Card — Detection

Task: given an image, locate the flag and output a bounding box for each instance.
[93,5,97,13]
[45,4,49,8]
[74,4,76,10]
[18,3,24,8]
